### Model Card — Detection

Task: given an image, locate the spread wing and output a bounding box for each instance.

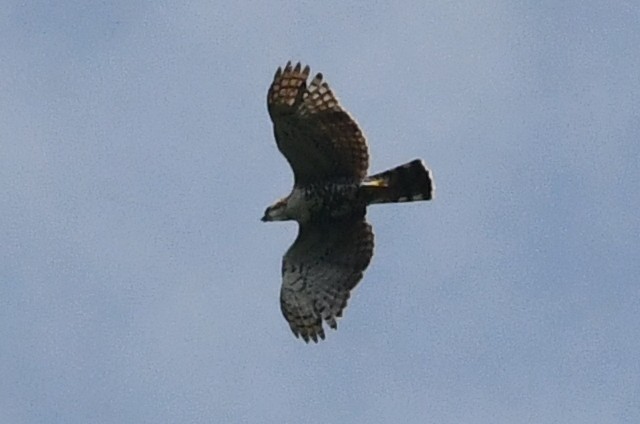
[280,218,374,342]
[267,61,369,185]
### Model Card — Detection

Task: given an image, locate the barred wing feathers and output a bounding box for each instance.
[267,61,369,184]
[280,219,374,342]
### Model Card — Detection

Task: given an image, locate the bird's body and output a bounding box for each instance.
[264,180,363,223]
[263,62,434,342]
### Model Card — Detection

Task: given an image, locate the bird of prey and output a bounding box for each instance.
[262,61,434,343]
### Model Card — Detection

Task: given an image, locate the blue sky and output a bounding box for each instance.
[1,1,639,423]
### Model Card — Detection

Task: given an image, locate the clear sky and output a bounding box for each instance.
[2,1,639,423]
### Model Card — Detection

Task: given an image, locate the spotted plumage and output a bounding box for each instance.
[263,61,434,343]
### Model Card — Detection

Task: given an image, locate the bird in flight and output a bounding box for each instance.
[263,61,434,343]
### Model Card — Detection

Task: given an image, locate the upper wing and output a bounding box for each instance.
[267,61,369,185]
[280,218,374,343]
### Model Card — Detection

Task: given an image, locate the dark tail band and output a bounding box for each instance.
[361,159,434,205]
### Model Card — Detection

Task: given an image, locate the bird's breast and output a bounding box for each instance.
[286,182,363,223]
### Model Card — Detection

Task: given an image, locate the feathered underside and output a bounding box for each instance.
[280,218,374,343]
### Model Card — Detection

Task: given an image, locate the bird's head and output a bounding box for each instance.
[261,198,289,222]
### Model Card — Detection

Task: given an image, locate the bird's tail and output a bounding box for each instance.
[361,159,434,205]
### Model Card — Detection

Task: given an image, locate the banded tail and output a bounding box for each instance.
[361,159,434,205]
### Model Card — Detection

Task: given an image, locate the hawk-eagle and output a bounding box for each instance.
[262,62,434,343]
